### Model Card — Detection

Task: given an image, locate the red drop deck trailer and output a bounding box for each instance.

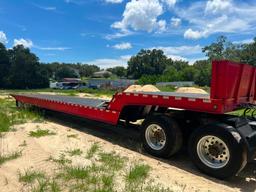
[12,60,256,179]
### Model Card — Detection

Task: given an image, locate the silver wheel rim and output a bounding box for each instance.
[145,124,166,150]
[197,135,230,169]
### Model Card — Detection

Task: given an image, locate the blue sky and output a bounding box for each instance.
[0,0,255,68]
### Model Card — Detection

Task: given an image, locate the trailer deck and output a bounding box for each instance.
[17,94,109,108]
[11,60,256,179]
[12,60,256,125]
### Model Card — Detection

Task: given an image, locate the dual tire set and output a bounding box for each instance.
[141,115,247,179]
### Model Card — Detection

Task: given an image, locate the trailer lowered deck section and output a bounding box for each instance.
[13,94,120,125]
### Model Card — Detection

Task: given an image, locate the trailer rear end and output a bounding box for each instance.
[12,60,256,179]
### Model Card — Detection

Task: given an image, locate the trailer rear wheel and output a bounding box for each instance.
[142,115,182,158]
[189,124,247,179]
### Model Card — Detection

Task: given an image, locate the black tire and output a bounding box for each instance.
[189,124,247,179]
[141,115,183,158]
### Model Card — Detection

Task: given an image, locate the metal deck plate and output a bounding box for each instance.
[16,94,109,108]
[126,91,210,99]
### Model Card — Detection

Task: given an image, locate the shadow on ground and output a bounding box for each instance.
[45,110,256,192]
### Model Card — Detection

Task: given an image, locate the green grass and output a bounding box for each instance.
[18,170,45,184]
[67,92,78,96]
[19,149,174,192]
[0,98,44,133]
[0,88,114,134]
[0,112,11,132]
[48,180,61,192]
[62,166,89,180]
[60,163,115,192]
[228,108,256,118]
[0,151,22,165]
[86,142,101,159]
[126,164,151,184]
[66,148,83,156]
[47,154,71,166]
[31,179,49,192]
[12,108,44,124]
[98,152,125,171]
[124,164,174,192]
[29,129,56,138]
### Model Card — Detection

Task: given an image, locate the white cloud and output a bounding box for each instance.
[177,1,256,39]
[161,0,176,7]
[38,6,56,11]
[0,31,8,44]
[205,0,232,13]
[171,17,181,27]
[105,31,133,40]
[86,55,131,68]
[12,38,70,51]
[157,20,167,33]
[42,6,56,11]
[37,47,71,51]
[32,3,57,11]
[111,0,165,33]
[184,29,207,39]
[152,45,202,56]
[13,38,33,48]
[168,54,187,61]
[150,45,203,63]
[105,0,123,4]
[233,39,254,44]
[187,57,208,65]
[106,0,178,38]
[112,42,132,50]
[64,0,85,5]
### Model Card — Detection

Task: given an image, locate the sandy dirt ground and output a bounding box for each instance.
[0,110,255,192]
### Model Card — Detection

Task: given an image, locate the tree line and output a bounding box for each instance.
[0,36,255,89]
[128,36,256,86]
[0,44,49,89]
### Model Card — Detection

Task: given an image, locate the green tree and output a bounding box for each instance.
[0,43,10,88]
[203,36,247,62]
[180,66,197,81]
[202,36,228,60]
[240,38,256,66]
[138,75,161,85]
[44,63,100,79]
[169,60,189,71]
[107,66,127,78]
[55,66,79,81]
[127,49,167,79]
[193,60,211,86]
[78,64,100,77]
[161,66,180,82]
[7,45,49,89]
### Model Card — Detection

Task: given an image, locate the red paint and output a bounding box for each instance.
[12,95,120,125]
[12,60,256,125]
